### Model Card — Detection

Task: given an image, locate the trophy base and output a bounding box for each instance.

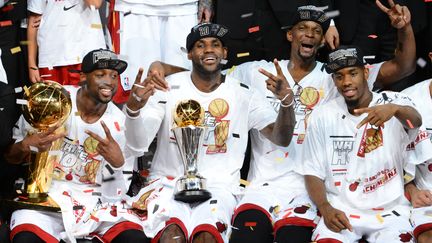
[26,192,49,203]
[174,189,212,203]
[5,195,60,212]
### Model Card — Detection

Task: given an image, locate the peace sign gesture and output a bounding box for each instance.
[376,0,411,29]
[85,121,124,168]
[354,103,398,129]
[258,59,294,106]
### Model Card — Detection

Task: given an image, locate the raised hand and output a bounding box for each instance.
[319,202,353,233]
[258,59,294,106]
[376,0,411,29]
[147,62,169,91]
[198,0,213,23]
[125,68,157,112]
[85,121,124,168]
[354,104,398,129]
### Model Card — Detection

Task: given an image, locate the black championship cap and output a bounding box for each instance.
[287,5,330,33]
[325,46,366,73]
[81,49,127,74]
[186,23,229,52]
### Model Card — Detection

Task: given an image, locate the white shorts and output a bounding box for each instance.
[117,12,195,91]
[312,197,414,243]
[410,205,432,239]
[235,184,318,232]
[150,186,237,243]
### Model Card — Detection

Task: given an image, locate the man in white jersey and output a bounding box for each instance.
[27,0,106,85]
[303,45,429,243]
[402,53,432,243]
[108,0,213,104]
[123,22,296,242]
[145,2,417,242]
[4,49,150,242]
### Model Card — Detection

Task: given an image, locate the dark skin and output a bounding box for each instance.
[306,64,421,234]
[5,69,124,168]
[126,37,296,147]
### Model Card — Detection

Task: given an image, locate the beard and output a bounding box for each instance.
[345,98,359,109]
[192,60,223,76]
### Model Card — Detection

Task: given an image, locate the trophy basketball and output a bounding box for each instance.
[172,99,211,203]
[21,81,72,203]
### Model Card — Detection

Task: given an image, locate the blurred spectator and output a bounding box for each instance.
[27,0,106,85]
[108,0,213,104]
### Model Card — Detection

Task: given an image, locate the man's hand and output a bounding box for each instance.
[85,121,124,168]
[22,125,65,152]
[125,68,157,113]
[411,188,432,208]
[258,59,294,106]
[319,202,353,233]
[325,26,340,50]
[198,0,213,23]
[354,104,398,129]
[147,62,169,91]
[29,68,41,83]
[376,0,411,30]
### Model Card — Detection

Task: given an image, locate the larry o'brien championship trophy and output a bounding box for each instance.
[172,100,212,203]
[20,81,72,204]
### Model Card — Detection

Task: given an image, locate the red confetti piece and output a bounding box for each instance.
[83,189,94,193]
[372,207,384,211]
[0,20,12,27]
[1,5,14,12]
[114,121,120,131]
[334,181,341,186]
[368,34,378,39]
[248,26,260,33]
[406,119,414,129]
[349,214,360,219]
[245,222,257,227]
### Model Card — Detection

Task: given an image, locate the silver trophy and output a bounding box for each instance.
[172,100,211,203]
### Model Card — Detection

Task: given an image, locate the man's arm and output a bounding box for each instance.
[258,60,296,147]
[375,0,416,86]
[305,175,353,233]
[27,13,41,83]
[354,103,422,130]
[198,0,213,23]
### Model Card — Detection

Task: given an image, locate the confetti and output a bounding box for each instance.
[91,23,102,29]
[14,87,22,93]
[334,181,341,186]
[29,145,38,152]
[363,55,376,60]
[325,10,340,19]
[40,74,52,78]
[170,85,180,89]
[220,59,228,65]
[245,222,257,227]
[105,164,115,175]
[368,34,378,39]
[90,5,96,11]
[417,58,427,68]
[248,26,260,33]
[75,111,81,116]
[114,121,120,131]
[124,10,132,16]
[10,46,21,54]
[1,5,14,12]
[237,52,250,58]
[19,40,29,45]
[16,190,22,194]
[16,99,28,105]
[241,12,253,18]
[376,214,384,223]
[406,119,414,129]
[349,214,360,219]
[23,86,30,96]
[0,20,12,27]
[239,179,250,186]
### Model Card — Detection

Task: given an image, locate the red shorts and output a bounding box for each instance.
[39,64,82,86]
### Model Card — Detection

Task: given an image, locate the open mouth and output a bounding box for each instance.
[100,88,113,97]
[343,89,357,98]
[301,43,314,51]
[202,56,218,65]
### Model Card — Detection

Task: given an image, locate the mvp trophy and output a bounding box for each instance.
[172,99,212,203]
[21,81,72,203]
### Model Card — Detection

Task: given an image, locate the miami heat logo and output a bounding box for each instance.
[207,98,230,154]
[299,87,320,109]
[357,126,383,157]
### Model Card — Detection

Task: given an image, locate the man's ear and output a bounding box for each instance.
[223,47,228,59]
[80,72,87,83]
[286,30,293,42]
[428,51,432,63]
[187,52,192,60]
[363,66,370,81]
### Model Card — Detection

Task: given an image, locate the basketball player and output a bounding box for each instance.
[108,0,213,104]
[4,49,149,242]
[27,0,106,85]
[123,22,296,243]
[303,45,430,243]
[146,2,416,242]
[402,53,432,243]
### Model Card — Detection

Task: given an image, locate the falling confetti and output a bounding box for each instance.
[10,46,21,54]
[237,52,250,58]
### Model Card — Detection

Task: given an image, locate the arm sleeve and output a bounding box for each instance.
[27,0,45,14]
[301,111,327,180]
[124,91,166,156]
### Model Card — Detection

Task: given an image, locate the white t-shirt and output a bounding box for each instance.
[114,0,198,16]
[28,0,105,68]
[227,60,383,187]
[125,71,277,189]
[302,91,419,210]
[0,49,7,84]
[13,86,126,189]
[402,79,432,190]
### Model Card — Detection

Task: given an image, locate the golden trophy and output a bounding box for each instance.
[21,81,72,203]
[172,100,211,203]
